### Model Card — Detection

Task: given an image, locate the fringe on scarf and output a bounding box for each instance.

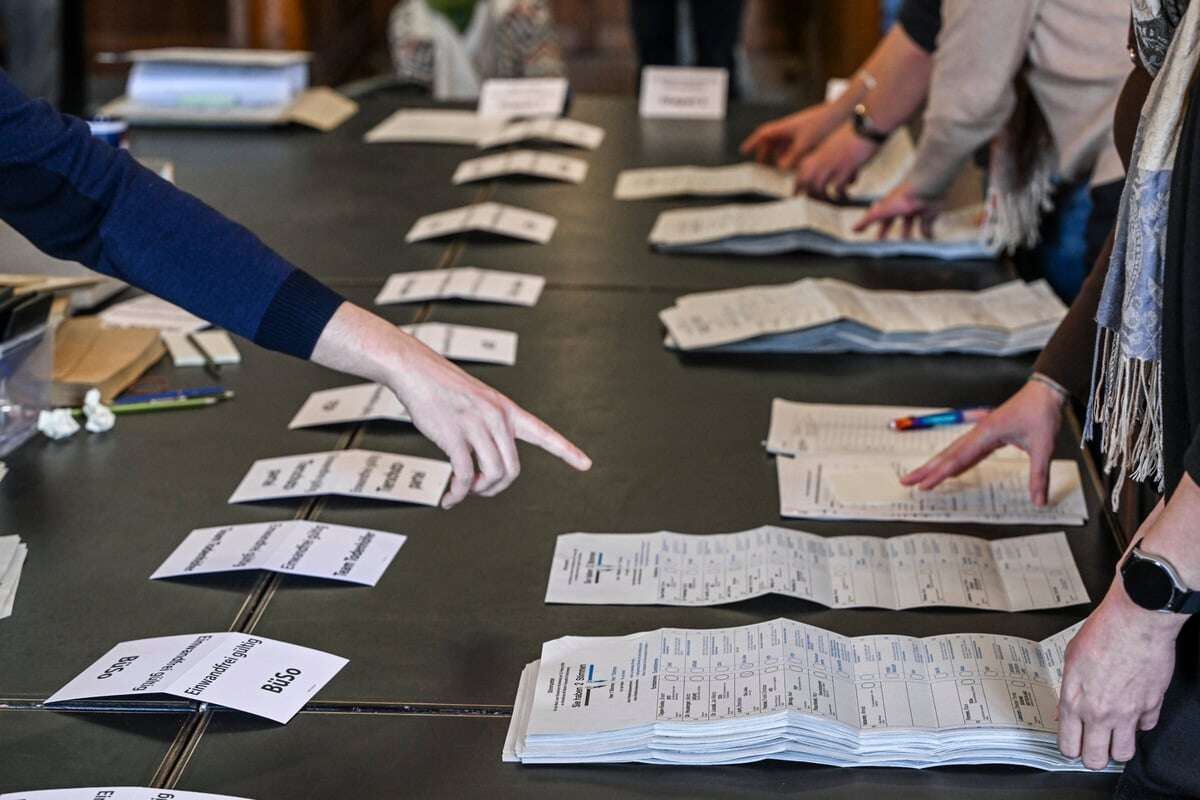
[1087,327,1165,509]
[982,147,1057,254]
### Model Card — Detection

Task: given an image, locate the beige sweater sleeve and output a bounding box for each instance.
[908,0,1042,199]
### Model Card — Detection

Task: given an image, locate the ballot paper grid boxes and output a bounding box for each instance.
[0,324,51,457]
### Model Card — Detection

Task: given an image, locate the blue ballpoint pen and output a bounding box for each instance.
[889,406,992,431]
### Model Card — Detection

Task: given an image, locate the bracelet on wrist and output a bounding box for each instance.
[1029,372,1069,402]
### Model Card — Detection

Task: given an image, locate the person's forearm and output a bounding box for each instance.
[858,25,933,133]
[309,302,415,387]
[827,25,922,119]
[1137,474,1200,591]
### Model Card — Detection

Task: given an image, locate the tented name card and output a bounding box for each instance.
[406,203,556,244]
[0,534,27,620]
[639,66,728,120]
[477,117,604,150]
[401,322,518,365]
[374,267,545,307]
[545,528,1088,611]
[0,791,251,800]
[151,520,406,586]
[453,150,587,185]
[478,77,568,119]
[228,449,451,506]
[288,383,411,430]
[45,633,347,723]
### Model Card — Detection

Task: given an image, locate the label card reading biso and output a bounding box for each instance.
[151,520,406,586]
[639,66,728,120]
[45,633,347,723]
[228,450,451,506]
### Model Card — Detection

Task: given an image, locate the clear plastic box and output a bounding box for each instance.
[0,324,53,457]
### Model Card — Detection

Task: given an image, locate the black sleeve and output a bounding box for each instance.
[897,0,942,53]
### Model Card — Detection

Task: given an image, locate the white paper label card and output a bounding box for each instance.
[401,323,518,365]
[477,118,605,150]
[478,77,569,119]
[405,203,557,244]
[151,520,406,586]
[288,383,411,429]
[45,632,347,723]
[228,449,451,506]
[0,790,252,799]
[374,268,544,307]
[452,150,588,185]
[639,66,728,120]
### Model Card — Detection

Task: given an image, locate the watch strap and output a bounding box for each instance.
[853,105,889,145]
[1178,589,1200,614]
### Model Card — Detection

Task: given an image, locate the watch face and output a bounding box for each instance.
[1124,557,1176,610]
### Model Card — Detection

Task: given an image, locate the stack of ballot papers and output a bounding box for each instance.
[99,295,207,333]
[502,618,1115,771]
[0,791,250,800]
[406,203,556,244]
[764,400,1088,525]
[648,196,992,259]
[0,535,27,620]
[615,132,914,204]
[364,109,604,150]
[401,322,518,365]
[289,383,411,429]
[46,632,346,723]
[151,520,406,586]
[454,150,588,185]
[545,528,1088,611]
[660,277,1066,355]
[375,267,545,306]
[229,449,451,506]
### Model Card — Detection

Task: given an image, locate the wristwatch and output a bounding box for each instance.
[1121,539,1200,613]
[852,104,889,145]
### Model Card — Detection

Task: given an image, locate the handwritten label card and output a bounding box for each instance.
[478,77,568,119]
[374,268,544,307]
[289,383,410,430]
[151,520,406,586]
[228,450,451,506]
[400,323,518,366]
[453,150,587,185]
[45,633,347,723]
[639,66,728,120]
[406,203,557,244]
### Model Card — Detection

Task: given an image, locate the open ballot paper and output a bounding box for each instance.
[614,136,915,204]
[228,450,451,506]
[545,528,1087,612]
[453,150,587,185]
[0,791,250,800]
[660,278,1066,355]
[363,109,603,150]
[45,633,346,724]
[649,196,992,260]
[0,534,28,620]
[502,619,1116,771]
[477,77,569,119]
[374,267,545,306]
[639,66,728,120]
[406,203,557,244]
[289,383,411,430]
[151,520,405,586]
[400,322,518,365]
[777,456,1087,525]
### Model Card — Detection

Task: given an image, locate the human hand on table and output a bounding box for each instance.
[900,379,1066,506]
[854,181,938,240]
[740,103,847,170]
[793,123,880,201]
[311,303,591,509]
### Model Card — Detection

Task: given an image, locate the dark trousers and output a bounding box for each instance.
[629,0,745,98]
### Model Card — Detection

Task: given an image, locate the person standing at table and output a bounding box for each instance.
[902,4,1200,793]
[0,68,591,508]
[629,0,746,99]
[854,0,1129,299]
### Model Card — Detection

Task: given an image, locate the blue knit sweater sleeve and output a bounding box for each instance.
[0,70,345,359]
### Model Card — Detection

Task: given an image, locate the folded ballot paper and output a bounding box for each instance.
[545,528,1087,612]
[375,267,545,306]
[0,535,27,621]
[615,132,914,204]
[400,322,518,365]
[406,203,556,244]
[229,450,451,506]
[0,791,249,800]
[649,196,992,260]
[289,383,411,430]
[502,618,1116,771]
[364,109,604,150]
[660,277,1066,355]
[151,520,406,586]
[454,150,588,185]
[45,633,346,723]
[764,400,1087,525]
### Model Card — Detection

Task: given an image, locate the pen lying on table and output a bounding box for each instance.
[114,385,230,405]
[72,391,235,417]
[889,406,992,431]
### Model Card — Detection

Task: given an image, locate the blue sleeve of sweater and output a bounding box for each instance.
[0,69,345,359]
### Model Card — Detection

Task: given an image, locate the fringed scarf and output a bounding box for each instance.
[1087,0,1200,504]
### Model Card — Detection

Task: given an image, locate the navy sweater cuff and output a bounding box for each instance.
[255,269,345,359]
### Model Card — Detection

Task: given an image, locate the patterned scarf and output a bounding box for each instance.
[1088,0,1200,502]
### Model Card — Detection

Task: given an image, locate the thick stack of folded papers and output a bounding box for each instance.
[0,534,27,620]
[502,618,1116,771]
[659,278,1066,355]
[648,196,992,259]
